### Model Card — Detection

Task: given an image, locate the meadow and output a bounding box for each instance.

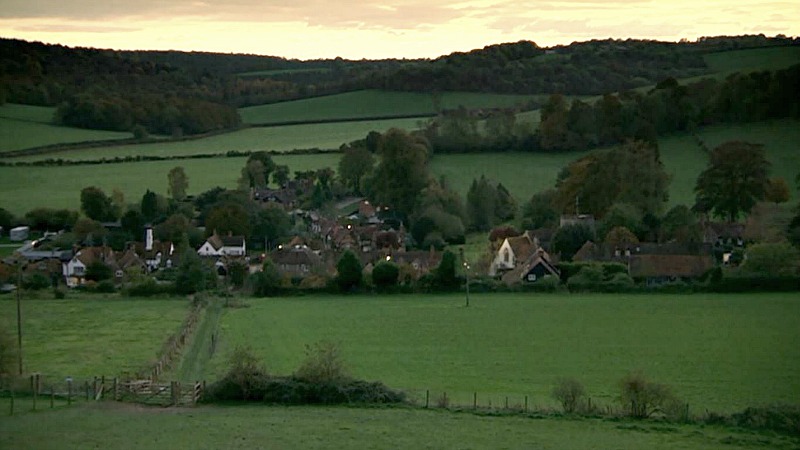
[1,402,791,450]
[239,90,540,124]
[0,296,189,378]
[203,293,800,413]
[2,117,423,162]
[703,45,800,73]
[0,116,132,154]
[1,119,798,216]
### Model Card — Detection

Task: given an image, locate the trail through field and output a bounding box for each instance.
[170,300,224,382]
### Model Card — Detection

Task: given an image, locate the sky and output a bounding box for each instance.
[0,1,797,60]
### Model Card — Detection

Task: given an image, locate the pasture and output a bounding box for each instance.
[238,90,539,125]
[204,293,800,413]
[1,402,791,450]
[0,295,189,378]
[3,118,423,162]
[703,45,800,73]
[0,116,132,154]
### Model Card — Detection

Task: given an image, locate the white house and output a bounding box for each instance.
[489,231,539,276]
[198,233,246,257]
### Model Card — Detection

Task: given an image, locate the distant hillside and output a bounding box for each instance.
[0,35,797,136]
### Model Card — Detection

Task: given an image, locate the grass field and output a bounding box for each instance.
[3,118,423,162]
[239,90,539,125]
[0,153,340,214]
[2,402,793,450]
[704,46,800,73]
[0,103,56,123]
[0,116,132,154]
[0,295,190,378]
[203,293,800,413]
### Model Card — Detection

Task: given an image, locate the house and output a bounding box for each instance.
[388,250,443,281]
[62,246,116,287]
[628,254,715,285]
[489,230,549,276]
[501,248,560,284]
[197,232,246,257]
[270,245,321,276]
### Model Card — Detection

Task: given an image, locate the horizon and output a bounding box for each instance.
[0,1,798,60]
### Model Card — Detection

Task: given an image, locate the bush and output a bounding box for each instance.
[521,274,561,292]
[730,404,800,436]
[52,288,65,299]
[22,273,51,290]
[94,280,116,293]
[372,261,399,291]
[295,341,348,384]
[619,371,678,419]
[552,378,586,413]
[124,279,174,297]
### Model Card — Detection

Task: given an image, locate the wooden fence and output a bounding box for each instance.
[143,303,203,381]
[3,373,206,415]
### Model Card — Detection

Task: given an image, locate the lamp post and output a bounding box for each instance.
[15,258,24,375]
[459,248,470,308]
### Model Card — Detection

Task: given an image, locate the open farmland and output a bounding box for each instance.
[703,45,800,73]
[202,293,800,414]
[0,296,189,378]
[0,103,133,153]
[2,402,793,450]
[3,117,423,162]
[239,90,540,124]
[0,153,340,215]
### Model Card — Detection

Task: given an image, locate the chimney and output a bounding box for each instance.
[145,226,153,251]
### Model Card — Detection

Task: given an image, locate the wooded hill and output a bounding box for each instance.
[0,35,797,135]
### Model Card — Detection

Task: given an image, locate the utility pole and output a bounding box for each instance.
[460,248,470,308]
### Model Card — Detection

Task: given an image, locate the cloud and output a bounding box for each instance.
[15,23,138,33]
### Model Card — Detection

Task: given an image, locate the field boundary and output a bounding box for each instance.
[246,113,435,127]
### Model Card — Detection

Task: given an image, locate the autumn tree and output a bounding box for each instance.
[764,177,790,204]
[205,203,251,237]
[168,166,189,201]
[694,141,770,222]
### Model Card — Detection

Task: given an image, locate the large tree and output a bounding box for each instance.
[338,145,374,195]
[167,166,189,201]
[80,186,117,222]
[694,141,770,222]
[368,128,430,218]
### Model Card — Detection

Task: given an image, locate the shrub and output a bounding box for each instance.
[94,280,116,293]
[731,404,800,436]
[53,288,66,299]
[125,279,174,297]
[521,274,561,292]
[372,261,399,291]
[552,378,586,413]
[335,251,362,293]
[226,346,270,401]
[619,371,677,419]
[22,273,51,290]
[295,341,348,384]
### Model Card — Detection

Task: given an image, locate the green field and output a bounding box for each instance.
[239,90,539,125]
[0,116,132,154]
[0,103,57,123]
[2,402,792,450]
[3,118,423,162]
[0,153,341,214]
[0,296,189,378]
[202,293,800,413]
[704,46,800,73]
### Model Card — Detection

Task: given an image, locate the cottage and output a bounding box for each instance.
[489,230,550,276]
[501,248,560,284]
[198,233,246,257]
[62,246,116,287]
[628,254,715,285]
[270,245,321,276]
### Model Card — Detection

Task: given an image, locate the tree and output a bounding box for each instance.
[239,152,275,189]
[368,128,430,218]
[336,250,362,293]
[604,226,639,249]
[338,145,374,195]
[552,378,586,414]
[431,250,459,290]
[85,261,113,282]
[272,165,290,187]
[552,223,594,261]
[661,204,701,243]
[372,261,399,290]
[24,208,78,232]
[694,141,770,222]
[72,218,107,245]
[494,183,517,222]
[520,189,558,229]
[251,259,282,296]
[175,247,211,295]
[740,242,800,277]
[466,176,496,232]
[167,166,189,201]
[80,186,117,222]
[597,203,643,240]
[764,177,790,204]
[205,203,251,238]
[250,205,292,250]
[0,207,16,231]
[140,189,159,222]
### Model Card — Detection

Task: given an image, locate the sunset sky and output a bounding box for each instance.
[0,1,797,59]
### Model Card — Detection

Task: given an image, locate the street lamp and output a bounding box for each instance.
[459,248,470,308]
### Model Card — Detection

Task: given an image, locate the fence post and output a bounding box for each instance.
[67,379,72,406]
[31,375,37,411]
[85,381,90,401]
[524,395,528,413]
[113,378,119,401]
[93,377,98,400]
[50,385,54,408]
[505,396,508,410]
[425,390,429,408]
[588,397,592,412]
[473,392,477,410]
[9,386,14,416]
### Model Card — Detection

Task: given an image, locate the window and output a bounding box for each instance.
[503,249,510,263]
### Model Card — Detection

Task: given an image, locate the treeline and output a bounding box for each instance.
[54,93,240,135]
[421,63,800,154]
